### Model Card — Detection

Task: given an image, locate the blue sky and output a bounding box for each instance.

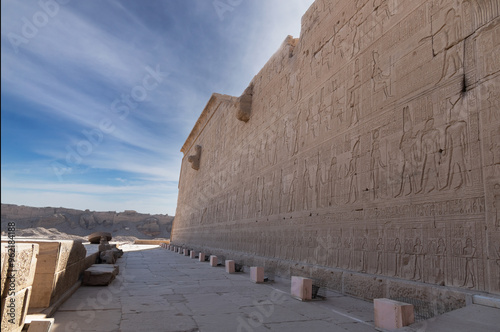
[1,0,314,215]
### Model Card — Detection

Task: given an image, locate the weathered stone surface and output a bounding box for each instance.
[82,264,119,286]
[1,286,32,332]
[1,243,38,296]
[172,0,500,312]
[6,239,86,309]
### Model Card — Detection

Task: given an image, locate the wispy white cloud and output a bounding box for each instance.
[1,0,315,215]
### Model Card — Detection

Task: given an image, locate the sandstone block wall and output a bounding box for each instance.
[1,239,87,309]
[1,243,38,332]
[172,0,500,304]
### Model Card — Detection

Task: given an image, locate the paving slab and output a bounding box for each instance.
[50,245,499,332]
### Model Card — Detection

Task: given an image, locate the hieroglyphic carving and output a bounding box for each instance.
[346,138,361,203]
[396,106,419,197]
[441,104,470,191]
[417,118,441,193]
[347,58,362,127]
[372,50,392,100]
[174,0,499,297]
[370,129,386,199]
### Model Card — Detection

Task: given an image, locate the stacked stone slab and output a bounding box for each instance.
[3,239,87,309]
[172,0,500,315]
[1,243,38,332]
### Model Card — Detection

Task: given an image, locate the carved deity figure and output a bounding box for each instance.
[412,238,424,281]
[348,59,361,127]
[375,238,384,274]
[435,238,446,285]
[346,139,361,203]
[396,107,419,197]
[361,237,368,272]
[370,129,386,199]
[441,107,470,190]
[328,156,338,206]
[303,160,313,210]
[288,170,298,212]
[316,154,326,208]
[417,118,441,193]
[372,50,392,99]
[462,238,476,288]
[394,237,402,277]
[435,8,463,83]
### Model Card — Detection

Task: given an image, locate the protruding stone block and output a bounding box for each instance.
[179,248,183,254]
[183,249,189,256]
[374,298,415,330]
[210,255,218,267]
[225,260,235,273]
[82,264,119,286]
[27,318,54,332]
[291,276,312,301]
[190,251,196,259]
[250,267,264,283]
[199,253,205,262]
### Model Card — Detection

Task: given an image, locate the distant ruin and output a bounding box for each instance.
[172,0,500,313]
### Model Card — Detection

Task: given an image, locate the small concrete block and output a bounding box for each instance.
[183,249,189,256]
[291,276,313,301]
[225,260,235,273]
[250,267,264,283]
[210,255,218,267]
[27,318,54,332]
[199,253,205,262]
[374,298,415,330]
[190,251,196,259]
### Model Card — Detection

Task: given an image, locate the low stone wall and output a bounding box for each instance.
[1,238,86,310]
[1,243,38,332]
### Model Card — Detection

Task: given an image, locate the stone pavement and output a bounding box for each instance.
[50,245,499,332]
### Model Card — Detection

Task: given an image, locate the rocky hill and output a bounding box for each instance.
[1,203,173,241]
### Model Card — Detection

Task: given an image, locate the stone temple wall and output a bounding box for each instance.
[173,0,500,306]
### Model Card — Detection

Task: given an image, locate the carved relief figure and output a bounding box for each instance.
[487,88,500,122]
[494,184,500,228]
[441,106,470,190]
[435,8,463,83]
[372,50,392,99]
[346,139,361,203]
[394,237,402,277]
[361,237,368,272]
[412,238,424,281]
[316,153,326,208]
[348,59,361,127]
[375,238,384,274]
[396,107,419,197]
[328,156,338,206]
[435,238,446,285]
[370,129,386,199]
[373,0,392,21]
[417,118,441,193]
[288,170,298,212]
[302,160,314,210]
[462,238,476,288]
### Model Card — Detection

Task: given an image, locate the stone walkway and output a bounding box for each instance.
[50,245,499,332]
